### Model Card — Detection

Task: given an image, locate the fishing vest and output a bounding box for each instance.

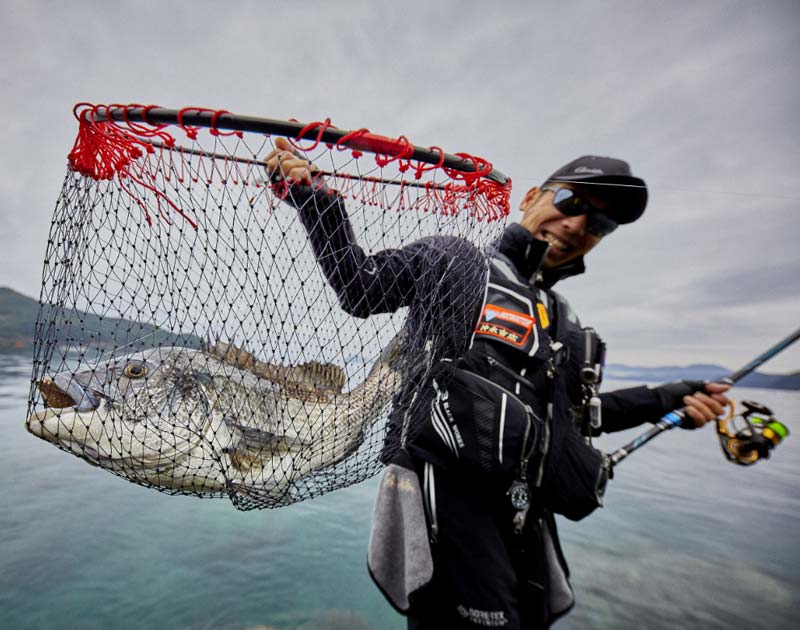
[409,251,609,521]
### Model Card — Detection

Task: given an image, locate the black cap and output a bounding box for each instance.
[546,155,647,224]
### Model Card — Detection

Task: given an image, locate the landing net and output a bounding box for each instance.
[26,104,510,509]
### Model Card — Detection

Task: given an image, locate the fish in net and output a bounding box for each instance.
[25,104,510,509]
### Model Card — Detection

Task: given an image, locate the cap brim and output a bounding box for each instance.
[549,174,647,224]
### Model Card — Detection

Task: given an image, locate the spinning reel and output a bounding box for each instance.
[716,400,789,466]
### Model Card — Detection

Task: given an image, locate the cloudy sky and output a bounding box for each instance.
[1,0,798,371]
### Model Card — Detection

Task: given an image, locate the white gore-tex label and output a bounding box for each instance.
[456,604,508,627]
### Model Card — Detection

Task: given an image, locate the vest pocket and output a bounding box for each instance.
[410,367,541,481]
[540,427,609,521]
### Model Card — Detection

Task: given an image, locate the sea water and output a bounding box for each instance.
[1,353,798,630]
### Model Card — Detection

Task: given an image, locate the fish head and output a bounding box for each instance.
[26,347,216,486]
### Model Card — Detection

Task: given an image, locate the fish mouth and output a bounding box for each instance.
[27,377,102,439]
[37,377,77,408]
[36,376,100,412]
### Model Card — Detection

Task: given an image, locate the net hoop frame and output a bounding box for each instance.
[67,103,512,229]
[83,105,510,185]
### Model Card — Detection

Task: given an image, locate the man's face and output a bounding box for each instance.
[518,183,607,268]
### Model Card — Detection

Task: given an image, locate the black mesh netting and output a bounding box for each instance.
[25,105,509,509]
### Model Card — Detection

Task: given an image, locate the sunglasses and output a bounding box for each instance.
[540,185,618,237]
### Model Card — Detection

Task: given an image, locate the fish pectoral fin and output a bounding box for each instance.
[224,416,291,448]
[222,416,311,473]
[224,427,289,474]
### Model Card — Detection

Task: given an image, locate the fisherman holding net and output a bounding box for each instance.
[265,138,730,628]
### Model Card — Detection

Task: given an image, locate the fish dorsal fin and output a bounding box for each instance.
[206,341,257,372]
[206,341,346,394]
[263,361,347,393]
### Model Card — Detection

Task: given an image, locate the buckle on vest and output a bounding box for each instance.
[550,341,569,367]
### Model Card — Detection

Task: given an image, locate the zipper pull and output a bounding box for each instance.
[513,503,530,535]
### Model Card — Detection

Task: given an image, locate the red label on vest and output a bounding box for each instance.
[475,303,535,348]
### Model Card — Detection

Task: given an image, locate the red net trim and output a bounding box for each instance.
[67,103,511,227]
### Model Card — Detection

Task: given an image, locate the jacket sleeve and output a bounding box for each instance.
[597,381,706,433]
[279,180,484,319]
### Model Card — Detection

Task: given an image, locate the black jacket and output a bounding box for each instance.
[284,183,692,444]
[285,182,700,627]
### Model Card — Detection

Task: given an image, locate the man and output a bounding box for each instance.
[265,139,729,629]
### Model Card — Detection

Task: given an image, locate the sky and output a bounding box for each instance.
[0,0,798,371]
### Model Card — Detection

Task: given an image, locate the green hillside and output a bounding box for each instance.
[0,287,41,350]
[0,287,200,353]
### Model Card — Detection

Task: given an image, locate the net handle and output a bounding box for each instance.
[86,106,510,186]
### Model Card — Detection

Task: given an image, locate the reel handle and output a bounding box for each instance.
[741,400,773,417]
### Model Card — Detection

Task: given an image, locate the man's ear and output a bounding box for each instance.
[520,186,540,212]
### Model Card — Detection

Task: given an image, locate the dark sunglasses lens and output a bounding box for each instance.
[551,188,584,216]
[551,187,617,236]
[587,213,618,237]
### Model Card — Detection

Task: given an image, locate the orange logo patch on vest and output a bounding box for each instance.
[475,303,536,347]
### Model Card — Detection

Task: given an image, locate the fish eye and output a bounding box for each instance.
[123,363,148,379]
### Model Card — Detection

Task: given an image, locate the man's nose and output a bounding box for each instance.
[562,213,587,235]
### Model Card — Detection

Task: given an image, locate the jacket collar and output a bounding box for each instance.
[497,223,586,288]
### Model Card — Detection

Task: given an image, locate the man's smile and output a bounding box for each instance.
[541,230,576,253]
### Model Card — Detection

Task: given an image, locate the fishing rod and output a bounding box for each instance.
[608,327,800,467]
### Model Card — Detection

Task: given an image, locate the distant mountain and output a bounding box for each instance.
[0,286,200,353]
[0,287,40,350]
[605,364,800,391]
[2,286,797,390]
